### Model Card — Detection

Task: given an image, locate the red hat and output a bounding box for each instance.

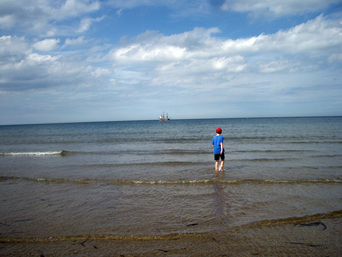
[216,128,222,133]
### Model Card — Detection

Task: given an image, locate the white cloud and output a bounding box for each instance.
[64,36,87,46]
[76,16,104,33]
[328,53,342,62]
[157,56,246,74]
[45,28,58,37]
[2,13,341,97]
[257,15,342,55]
[27,53,60,63]
[0,14,16,29]
[101,12,342,105]
[33,38,60,51]
[50,0,101,20]
[0,35,31,64]
[91,68,112,78]
[116,9,123,16]
[0,0,101,35]
[77,18,93,33]
[0,36,95,92]
[258,60,301,73]
[110,27,221,62]
[113,44,187,62]
[107,0,340,18]
[107,0,168,9]
[109,14,342,73]
[221,0,341,17]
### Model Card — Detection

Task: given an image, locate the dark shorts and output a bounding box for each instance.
[214,153,225,161]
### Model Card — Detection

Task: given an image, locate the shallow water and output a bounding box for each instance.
[0,117,341,241]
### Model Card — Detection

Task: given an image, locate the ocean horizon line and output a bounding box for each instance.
[1,115,341,127]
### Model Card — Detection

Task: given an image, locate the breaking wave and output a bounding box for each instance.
[0,151,63,156]
[1,176,341,185]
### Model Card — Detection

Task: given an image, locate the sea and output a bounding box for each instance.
[0,117,342,255]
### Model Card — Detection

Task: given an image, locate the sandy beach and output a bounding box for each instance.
[1,214,341,256]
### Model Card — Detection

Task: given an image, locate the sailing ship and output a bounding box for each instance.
[159,112,170,121]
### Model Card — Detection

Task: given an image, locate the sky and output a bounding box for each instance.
[1,0,342,125]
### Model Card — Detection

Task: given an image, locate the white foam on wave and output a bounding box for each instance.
[2,151,62,156]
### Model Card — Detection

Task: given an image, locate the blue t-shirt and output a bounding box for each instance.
[212,135,225,155]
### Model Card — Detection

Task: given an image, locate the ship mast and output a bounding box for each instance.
[159,111,170,121]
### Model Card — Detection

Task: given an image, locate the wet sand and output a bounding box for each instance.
[1,215,341,256]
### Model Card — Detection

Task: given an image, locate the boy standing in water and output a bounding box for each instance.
[212,128,225,171]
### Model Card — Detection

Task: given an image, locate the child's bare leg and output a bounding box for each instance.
[220,160,225,171]
[215,160,219,171]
